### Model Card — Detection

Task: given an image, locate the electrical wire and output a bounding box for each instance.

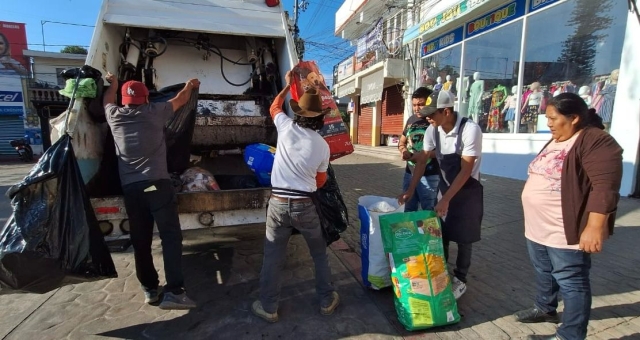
[170,37,265,86]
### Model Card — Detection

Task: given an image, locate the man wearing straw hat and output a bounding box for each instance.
[252,70,340,323]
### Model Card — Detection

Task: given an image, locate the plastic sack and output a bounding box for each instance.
[379,210,460,331]
[148,83,199,174]
[290,61,354,161]
[358,196,404,290]
[0,135,117,294]
[180,167,221,192]
[315,164,349,246]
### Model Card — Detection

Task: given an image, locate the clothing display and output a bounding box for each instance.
[521,105,539,124]
[468,80,484,121]
[434,83,443,91]
[487,85,507,132]
[443,81,452,91]
[596,84,616,123]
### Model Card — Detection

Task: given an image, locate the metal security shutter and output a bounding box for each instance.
[0,116,25,155]
[381,86,405,135]
[357,104,373,146]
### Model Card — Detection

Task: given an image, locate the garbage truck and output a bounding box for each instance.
[52,0,304,239]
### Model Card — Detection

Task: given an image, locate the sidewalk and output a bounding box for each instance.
[0,153,638,339]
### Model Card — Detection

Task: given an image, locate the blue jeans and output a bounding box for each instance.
[527,240,592,340]
[259,198,335,313]
[402,172,439,212]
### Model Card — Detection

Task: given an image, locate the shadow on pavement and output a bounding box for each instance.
[98,228,398,339]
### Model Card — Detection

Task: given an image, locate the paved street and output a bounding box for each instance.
[0,153,639,339]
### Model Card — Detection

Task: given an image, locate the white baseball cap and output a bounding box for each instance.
[419,90,455,117]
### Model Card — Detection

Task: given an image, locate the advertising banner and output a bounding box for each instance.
[0,21,29,78]
[290,61,354,160]
[356,19,383,60]
[0,81,25,117]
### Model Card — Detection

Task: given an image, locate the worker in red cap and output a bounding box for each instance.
[103,72,200,310]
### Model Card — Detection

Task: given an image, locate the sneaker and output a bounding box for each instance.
[159,292,197,310]
[514,307,560,324]
[320,291,340,315]
[451,277,467,300]
[252,300,279,323]
[144,289,160,304]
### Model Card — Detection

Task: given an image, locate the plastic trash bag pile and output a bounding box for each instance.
[0,135,117,294]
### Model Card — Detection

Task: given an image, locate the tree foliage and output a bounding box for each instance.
[60,45,88,55]
[557,0,613,84]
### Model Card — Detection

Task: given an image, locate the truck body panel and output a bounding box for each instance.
[59,0,301,237]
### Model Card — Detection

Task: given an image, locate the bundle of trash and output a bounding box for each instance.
[180,167,221,192]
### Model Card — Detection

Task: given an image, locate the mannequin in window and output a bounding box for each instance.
[520,82,543,133]
[434,76,443,91]
[578,86,592,107]
[468,72,484,122]
[502,85,518,133]
[593,69,618,132]
[443,75,453,91]
[487,84,508,132]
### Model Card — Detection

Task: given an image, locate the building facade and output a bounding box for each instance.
[334,0,640,196]
[333,0,409,147]
[23,50,85,152]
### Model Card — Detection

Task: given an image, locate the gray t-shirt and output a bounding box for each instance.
[105,102,174,186]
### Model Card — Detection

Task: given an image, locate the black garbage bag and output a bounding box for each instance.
[0,134,117,294]
[149,83,199,174]
[315,164,349,246]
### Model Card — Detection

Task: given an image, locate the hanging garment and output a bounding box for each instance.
[487,108,503,132]
[596,84,617,123]
[521,105,540,124]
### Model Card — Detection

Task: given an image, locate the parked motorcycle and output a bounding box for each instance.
[10,136,34,162]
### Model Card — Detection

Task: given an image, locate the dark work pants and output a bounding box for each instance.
[443,239,473,283]
[122,179,185,294]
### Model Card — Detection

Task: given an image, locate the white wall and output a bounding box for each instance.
[609,11,640,196]
[480,133,551,180]
[32,57,84,86]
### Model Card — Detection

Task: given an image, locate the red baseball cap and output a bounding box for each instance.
[121,81,149,105]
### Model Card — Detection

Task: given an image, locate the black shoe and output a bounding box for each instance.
[526,335,559,340]
[514,307,560,323]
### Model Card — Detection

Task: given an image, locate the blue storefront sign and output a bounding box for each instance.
[0,106,24,115]
[466,0,526,38]
[403,0,491,45]
[421,26,464,58]
[530,0,562,12]
[0,91,23,103]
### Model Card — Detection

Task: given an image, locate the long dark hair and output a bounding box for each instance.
[547,93,605,130]
[293,114,325,131]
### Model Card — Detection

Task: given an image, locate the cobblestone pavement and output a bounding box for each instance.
[0,154,639,339]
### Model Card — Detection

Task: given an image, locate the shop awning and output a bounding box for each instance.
[336,81,357,98]
[360,70,384,104]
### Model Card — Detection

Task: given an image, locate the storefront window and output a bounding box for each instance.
[419,44,462,97]
[520,0,627,133]
[461,20,524,133]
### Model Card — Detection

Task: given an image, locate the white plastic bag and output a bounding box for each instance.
[358,196,404,290]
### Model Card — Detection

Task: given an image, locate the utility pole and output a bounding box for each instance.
[292,0,308,60]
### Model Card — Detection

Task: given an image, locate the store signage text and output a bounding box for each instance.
[418,0,488,34]
[420,27,464,58]
[0,91,23,102]
[0,106,24,115]
[530,0,561,12]
[466,0,525,38]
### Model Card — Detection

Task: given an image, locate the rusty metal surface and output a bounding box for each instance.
[192,116,277,148]
[176,188,271,213]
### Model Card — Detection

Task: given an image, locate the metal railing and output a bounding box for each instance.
[28,87,70,104]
